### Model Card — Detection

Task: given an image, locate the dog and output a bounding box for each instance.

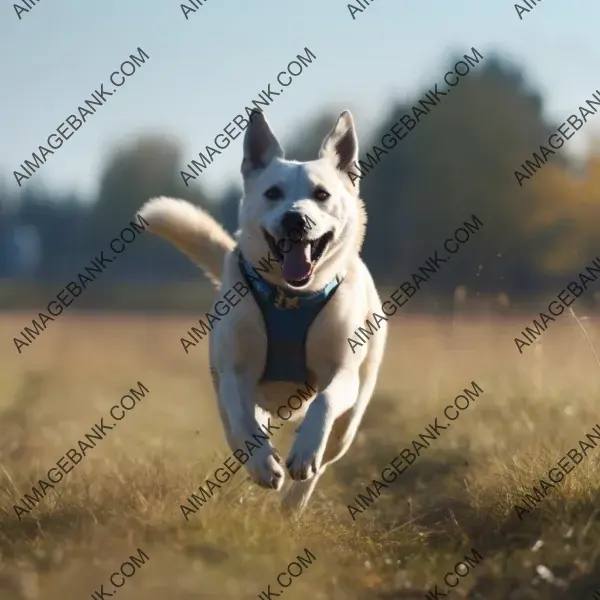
[137,110,387,514]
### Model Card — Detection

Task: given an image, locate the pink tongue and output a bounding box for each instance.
[282,241,312,281]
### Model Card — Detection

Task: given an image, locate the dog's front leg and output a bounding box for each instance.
[218,370,285,490]
[286,368,360,481]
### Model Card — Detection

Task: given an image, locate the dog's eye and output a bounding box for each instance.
[264,186,283,201]
[313,187,330,201]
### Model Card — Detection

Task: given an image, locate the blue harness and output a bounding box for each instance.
[237,250,345,383]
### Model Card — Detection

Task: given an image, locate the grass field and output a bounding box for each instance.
[2,312,600,600]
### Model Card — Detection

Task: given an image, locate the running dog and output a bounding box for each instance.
[137,110,387,513]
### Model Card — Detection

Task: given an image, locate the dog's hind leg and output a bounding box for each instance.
[319,355,381,468]
[285,368,360,483]
[217,370,286,490]
[281,472,325,516]
[282,348,384,514]
[281,411,352,514]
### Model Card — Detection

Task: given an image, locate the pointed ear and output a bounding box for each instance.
[319,110,359,174]
[241,111,284,179]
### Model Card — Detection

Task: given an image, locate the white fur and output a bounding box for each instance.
[140,197,235,285]
[137,110,387,514]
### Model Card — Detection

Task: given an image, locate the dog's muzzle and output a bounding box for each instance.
[263,229,334,288]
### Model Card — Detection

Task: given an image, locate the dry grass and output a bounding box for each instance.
[1,312,600,599]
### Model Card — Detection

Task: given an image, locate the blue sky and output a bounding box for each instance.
[1,0,598,201]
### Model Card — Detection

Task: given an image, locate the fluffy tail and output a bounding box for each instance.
[137,196,236,284]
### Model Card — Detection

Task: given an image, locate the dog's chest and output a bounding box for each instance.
[257,295,324,382]
[238,251,343,384]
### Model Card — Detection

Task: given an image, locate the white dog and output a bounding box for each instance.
[137,110,387,513]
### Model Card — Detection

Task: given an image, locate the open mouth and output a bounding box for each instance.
[263,230,334,288]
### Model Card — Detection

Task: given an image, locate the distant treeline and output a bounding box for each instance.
[1,51,599,311]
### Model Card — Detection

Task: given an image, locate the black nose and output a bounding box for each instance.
[281,211,307,235]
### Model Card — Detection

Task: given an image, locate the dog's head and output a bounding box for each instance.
[237,110,366,293]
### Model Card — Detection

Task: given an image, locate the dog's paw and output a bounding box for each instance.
[285,433,324,481]
[246,448,285,490]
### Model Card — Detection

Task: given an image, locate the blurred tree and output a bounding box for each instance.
[84,135,213,281]
[531,152,600,278]
[361,53,563,301]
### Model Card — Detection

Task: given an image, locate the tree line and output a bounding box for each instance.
[2,50,599,309]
